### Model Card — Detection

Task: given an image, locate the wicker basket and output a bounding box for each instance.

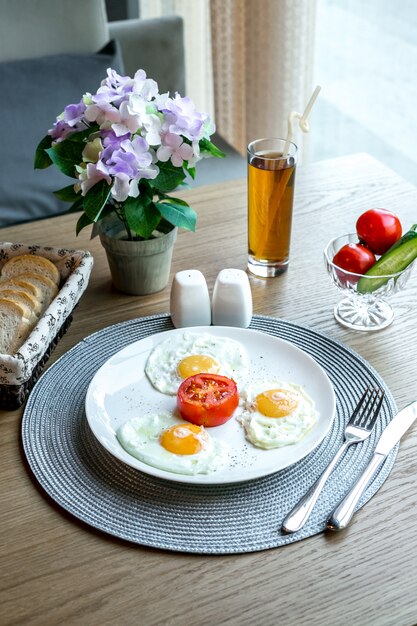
[0,242,94,410]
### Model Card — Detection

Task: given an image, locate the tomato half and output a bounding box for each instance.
[177,373,239,427]
[356,208,402,255]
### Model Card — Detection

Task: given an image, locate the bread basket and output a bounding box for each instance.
[0,242,94,410]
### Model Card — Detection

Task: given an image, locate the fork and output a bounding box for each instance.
[281,386,385,534]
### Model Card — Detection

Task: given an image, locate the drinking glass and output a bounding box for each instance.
[247,138,297,277]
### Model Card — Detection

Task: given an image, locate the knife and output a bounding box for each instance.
[327,400,417,531]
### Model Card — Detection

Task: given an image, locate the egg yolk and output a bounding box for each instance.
[177,354,220,379]
[255,388,300,418]
[160,423,207,455]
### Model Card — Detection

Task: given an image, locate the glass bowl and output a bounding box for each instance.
[324,233,415,331]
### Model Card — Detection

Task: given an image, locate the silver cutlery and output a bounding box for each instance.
[281,386,384,534]
[327,399,417,531]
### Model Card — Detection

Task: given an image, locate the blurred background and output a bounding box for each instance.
[107,0,417,184]
[313,0,417,185]
[2,0,417,227]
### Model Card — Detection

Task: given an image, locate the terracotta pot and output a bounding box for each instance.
[98,215,177,295]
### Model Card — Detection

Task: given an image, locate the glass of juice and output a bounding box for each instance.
[247,138,297,277]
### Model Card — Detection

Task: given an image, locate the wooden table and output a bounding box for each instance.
[1,154,417,626]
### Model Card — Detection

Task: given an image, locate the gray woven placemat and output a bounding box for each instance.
[22,314,398,554]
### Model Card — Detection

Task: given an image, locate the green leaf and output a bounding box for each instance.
[83,179,111,222]
[76,212,93,236]
[53,184,79,202]
[138,179,156,202]
[34,135,53,169]
[162,196,189,207]
[199,138,226,158]
[152,161,186,192]
[67,196,84,213]
[46,139,85,177]
[34,125,98,171]
[155,199,196,232]
[182,160,196,180]
[124,197,161,239]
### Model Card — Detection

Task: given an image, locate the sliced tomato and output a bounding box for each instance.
[177,373,239,427]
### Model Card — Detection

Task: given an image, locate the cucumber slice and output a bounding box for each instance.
[357,225,417,294]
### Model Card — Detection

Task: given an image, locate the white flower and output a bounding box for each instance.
[111,174,131,202]
[157,132,194,167]
[111,101,141,137]
[77,162,111,196]
[128,94,165,146]
[132,69,159,101]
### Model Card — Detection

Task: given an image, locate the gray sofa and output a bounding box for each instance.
[0,0,245,227]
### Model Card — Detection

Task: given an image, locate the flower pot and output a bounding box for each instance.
[98,215,177,295]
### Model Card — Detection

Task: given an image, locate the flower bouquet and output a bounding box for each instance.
[35,68,224,241]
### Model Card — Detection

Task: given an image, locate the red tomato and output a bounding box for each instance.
[332,243,376,282]
[177,373,239,427]
[356,208,402,255]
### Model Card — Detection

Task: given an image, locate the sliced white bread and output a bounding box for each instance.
[0,287,42,317]
[0,290,39,325]
[17,272,59,312]
[0,299,33,355]
[1,254,60,286]
[0,277,43,302]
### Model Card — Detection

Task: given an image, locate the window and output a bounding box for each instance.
[311,0,417,185]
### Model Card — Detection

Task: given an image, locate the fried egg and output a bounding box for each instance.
[238,380,318,449]
[145,332,249,395]
[116,411,229,475]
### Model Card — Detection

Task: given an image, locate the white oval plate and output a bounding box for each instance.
[85,326,336,485]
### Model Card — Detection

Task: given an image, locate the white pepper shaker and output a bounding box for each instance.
[211,268,253,328]
[170,269,211,328]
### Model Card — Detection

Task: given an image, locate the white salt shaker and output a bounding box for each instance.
[212,269,253,328]
[170,269,211,328]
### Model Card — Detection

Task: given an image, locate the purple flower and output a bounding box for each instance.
[108,150,139,179]
[120,136,155,172]
[48,116,87,142]
[48,119,74,142]
[107,137,150,174]
[95,68,134,107]
[63,99,86,127]
[100,129,131,163]
[43,67,221,217]
[103,68,133,92]
[105,136,158,201]
[162,95,206,141]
